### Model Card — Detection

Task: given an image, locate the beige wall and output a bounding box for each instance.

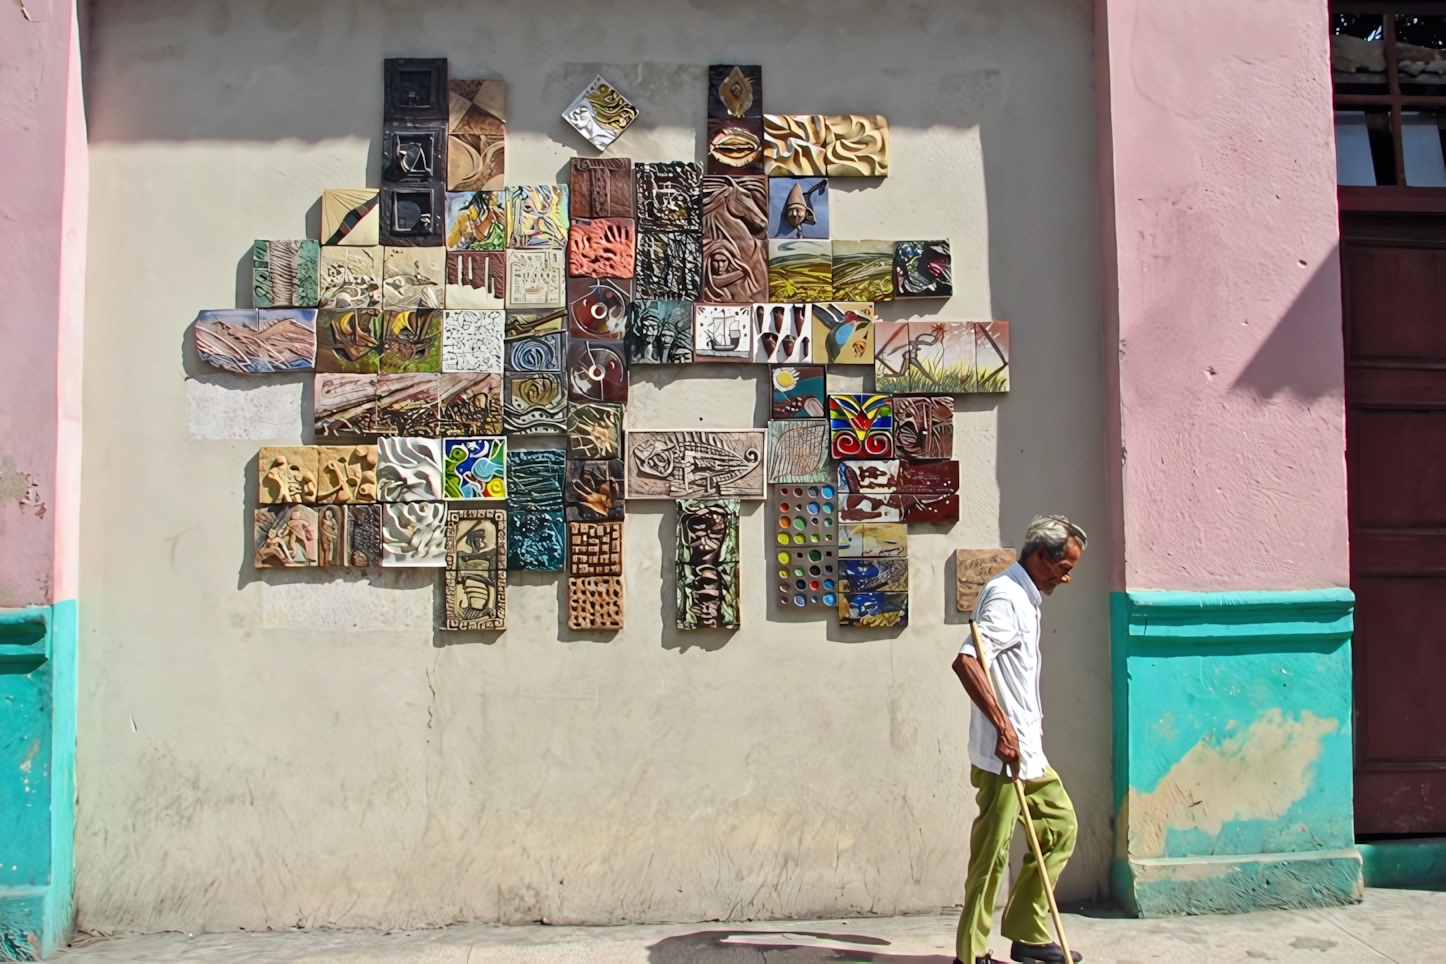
[77,0,1105,933]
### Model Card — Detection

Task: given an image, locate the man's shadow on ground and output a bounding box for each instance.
[648,929,955,963]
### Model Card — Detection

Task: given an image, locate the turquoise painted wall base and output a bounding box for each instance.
[0,602,77,961]
[1111,590,1362,917]
[1359,839,1446,891]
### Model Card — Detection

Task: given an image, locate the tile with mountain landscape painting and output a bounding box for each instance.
[319,246,382,309]
[316,308,381,373]
[832,240,895,302]
[768,239,831,302]
[321,189,380,247]
[195,309,315,375]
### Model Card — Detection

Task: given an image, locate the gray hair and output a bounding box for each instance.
[1021,515,1088,562]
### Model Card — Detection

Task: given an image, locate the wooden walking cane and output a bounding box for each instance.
[969,619,1072,964]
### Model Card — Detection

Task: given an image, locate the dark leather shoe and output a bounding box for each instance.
[1010,941,1082,963]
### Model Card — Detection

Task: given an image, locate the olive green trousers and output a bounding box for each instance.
[956,765,1077,962]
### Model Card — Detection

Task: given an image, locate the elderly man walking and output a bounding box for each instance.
[952,515,1088,964]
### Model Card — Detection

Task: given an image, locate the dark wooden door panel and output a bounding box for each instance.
[1345,244,1446,363]
[1350,411,1446,529]
[1357,769,1446,835]
[1353,576,1446,764]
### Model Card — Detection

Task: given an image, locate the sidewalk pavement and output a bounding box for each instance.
[51,888,1443,963]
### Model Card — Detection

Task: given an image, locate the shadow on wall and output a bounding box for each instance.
[648,930,953,963]
[1232,250,1345,403]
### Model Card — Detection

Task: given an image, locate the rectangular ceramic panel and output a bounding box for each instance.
[955,547,1018,612]
[567,576,624,631]
[313,373,377,437]
[838,591,908,628]
[258,446,319,505]
[505,449,565,512]
[381,501,449,568]
[837,493,905,523]
[708,65,763,119]
[832,240,895,303]
[321,189,380,247]
[319,246,383,310]
[767,176,829,240]
[752,303,811,363]
[382,247,445,309]
[446,191,508,250]
[384,58,448,125]
[568,218,636,279]
[345,504,383,567]
[315,445,378,505]
[773,482,838,548]
[769,365,826,419]
[445,251,505,309]
[562,75,638,151]
[768,239,831,302]
[763,114,828,177]
[811,302,874,365]
[902,493,960,524]
[567,402,624,460]
[693,304,753,361]
[893,240,952,299]
[442,437,507,500]
[766,419,833,484]
[374,373,440,437]
[568,277,632,340]
[377,436,444,502]
[626,300,693,364]
[505,307,566,339]
[776,543,838,610]
[315,504,349,567]
[564,339,629,403]
[829,394,894,460]
[701,175,769,303]
[564,459,626,522]
[974,320,1010,393]
[892,395,954,460]
[507,185,570,249]
[569,157,634,219]
[254,505,319,568]
[568,521,623,576]
[505,250,565,308]
[381,184,446,247]
[821,114,890,177]
[505,332,565,373]
[635,161,703,233]
[503,371,567,435]
[839,558,909,593]
[437,372,503,436]
[444,507,507,627]
[897,460,959,494]
[380,309,443,373]
[707,116,765,176]
[447,80,506,192]
[195,309,316,374]
[442,309,504,372]
[837,522,908,558]
[837,459,901,494]
[625,430,766,499]
[635,232,703,300]
[507,509,565,571]
[676,498,740,630]
[252,240,320,308]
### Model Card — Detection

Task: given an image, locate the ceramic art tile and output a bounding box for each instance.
[313,373,377,437]
[693,303,753,361]
[625,430,766,499]
[766,419,833,485]
[254,504,319,568]
[508,509,565,571]
[562,75,638,151]
[567,402,624,460]
[442,309,504,373]
[503,371,568,435]
[832,240,895,303]
[253,240,321,308]
[569,157,634,219]
[447,80,506,192]
[894,240,952,299]
[567,576,624,631]
[195,309,316,374]
[377,436,444,502]
[635,232,703,300]
[321,189,381,247]
[626,299,693,364]
[438,372,503,436]
[565,338,629,403]
[811,302,874,365]
[769,365,827,420]
[258,446,319,505]
[507,185,569,250]
[568,277,632,340]
[504,250,565,309]
[768,239,831,302]
[382,246,445,309]
[315,445,378,505]
[676,498,741,630]
[568,218,636,278]
[445,251,505,309]
[319,246,383,309]
[701,175,769,303]
[446,191,508,251]
[768,177,829,240]
[380,308,442,373]
[752,303,811,364]
[374,372,440,436]
[442,436,507,500]
[829,394,894,460]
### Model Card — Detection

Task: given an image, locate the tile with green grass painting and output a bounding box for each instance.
[972,321,1010,393]
[907,321,974,393]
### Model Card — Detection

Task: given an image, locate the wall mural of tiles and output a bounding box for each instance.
[193,58,1012,633]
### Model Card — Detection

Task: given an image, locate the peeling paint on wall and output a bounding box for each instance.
[0,456,46,518]
[1127,709,1336,859]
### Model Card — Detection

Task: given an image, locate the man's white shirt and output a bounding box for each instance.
[958,561,1049,780]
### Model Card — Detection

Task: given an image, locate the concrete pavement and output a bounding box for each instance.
[51,889,1443,963]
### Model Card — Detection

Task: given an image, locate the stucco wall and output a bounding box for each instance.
[76,0,1106,933]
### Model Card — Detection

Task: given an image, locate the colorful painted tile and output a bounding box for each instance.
[254,504,319,568]
[568,575,624,631]
[838,459,902,494]
[314,373,377,437]
[319,246,382,309]
[568,277,632,340]
[507,185,570,250]
[345,503,383,566]
[892,395,954,460]
[636,161,703,233]
[195,309,316,374]
[569,157,633,219]
[839,558,909,593]
[873,321,916,393]
[315,445,378,505]
[752,303,811,364]
[374,372,439,436]
[838,493,906,523]
[768,239,832,302]
[380,309,443,373]
[894,240,952,299]
[626,300,693,364]
[701,175,769,303]
[442,309,504,373]
[505,307,566,339]
[568,218,636,278]
[438,372,503,436]
[382,501,449,567]
[444,507,507,625]
[377,436,443,502]
[445,251,505,309]
[321,189,380,247]
[775,543,838,609]
[565,459,626,521]
[565,338,629,402]
[768,177,829,240]
[505,250,565,308]
[508,510,565,571]
[973,320,1010,393]
[708,65,763,119]
[253,239,320,308]
[442,437,507,500]
[838,591,908,628]
[380,183,445,247]
[676,498,740,630]
[956,548,1018,612]
[446,191,508,251]
[258,446,319,505]
[897,460,959,494]
[763,114,828,177]
[707,117,765,176]
[821,114,891,177]
[562,75,638,152]
[902,493,960,524]
[568,520,623,576]
[506,449,565,511]
[635,232,703,300]
[907,321,974,393]
[773,482,838,548]
[832,240,895,303]
[506,332,565,373]
[503,371,567,435]
[382,246,445,309]
[568,402,624,460]
[447,80,506,193]
[693,303,753,361]
[625,430,767,499]
[829,394,894,459]
[766,419,832,484]
[770,365,827,419]
[811,302,874,365]
[837,522,908,558]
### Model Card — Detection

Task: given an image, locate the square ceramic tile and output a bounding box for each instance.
[562,74,638,151]
[321,189,380,246]
[442,309,504,372]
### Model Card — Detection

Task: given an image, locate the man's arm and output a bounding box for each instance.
[951,652,1020,768]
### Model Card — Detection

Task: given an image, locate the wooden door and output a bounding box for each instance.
[1345,213,1446,834]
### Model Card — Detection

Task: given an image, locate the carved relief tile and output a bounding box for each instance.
[676,498,740,630]
[567,576,624,631]
[382,501,449,568]
[254,504,319,568]
[258,447,319,505]
[506,332,565,374]
[445,251,505,309]
[892,395,954,461]
[568,218,636,279]
[701,175,768,303]
[319,247,383,310]
[564,459,625,522]
[507,510,565,572]
[382,247,446,309]
[506,449,565,512]
[562,75,638,152]
[567,402,624,460]
[503,372,568,435]
[445,508,507,627]
[568,277,632,340]
[345,503,383,567]
[380,309,443,373]
[195,309,316,375]
[314,373,377,437]
[382,124,445,184]
[707,117,765,176]
[635,162,703,233]
[316,308,382,373]
[767,177,829,240]
[321,189,380,247]
[708,65,763,119]
[565,339,629,403]
[380,183,446,248]
[315,504,349,567]
[315,445,379,505]
[377,436,444,502]
[447,80,506,192]
[625,430,766,499]
[568,520,623,576]
[635,232,703,300]
[437,372,500,436]
[955,548,1018,612]
[821,114,890,177]
[505,250,566,308]
[569,157,633,219]
[384,58,447,125]
[253,240,320,308]
[763,115,828,177]
[374,372,440,436]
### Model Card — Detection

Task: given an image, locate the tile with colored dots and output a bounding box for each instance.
[772,483,837,548]
[776,545,838,609]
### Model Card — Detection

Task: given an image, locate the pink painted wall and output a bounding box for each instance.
[0,0,87,606]
[1096,0,1349,593]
